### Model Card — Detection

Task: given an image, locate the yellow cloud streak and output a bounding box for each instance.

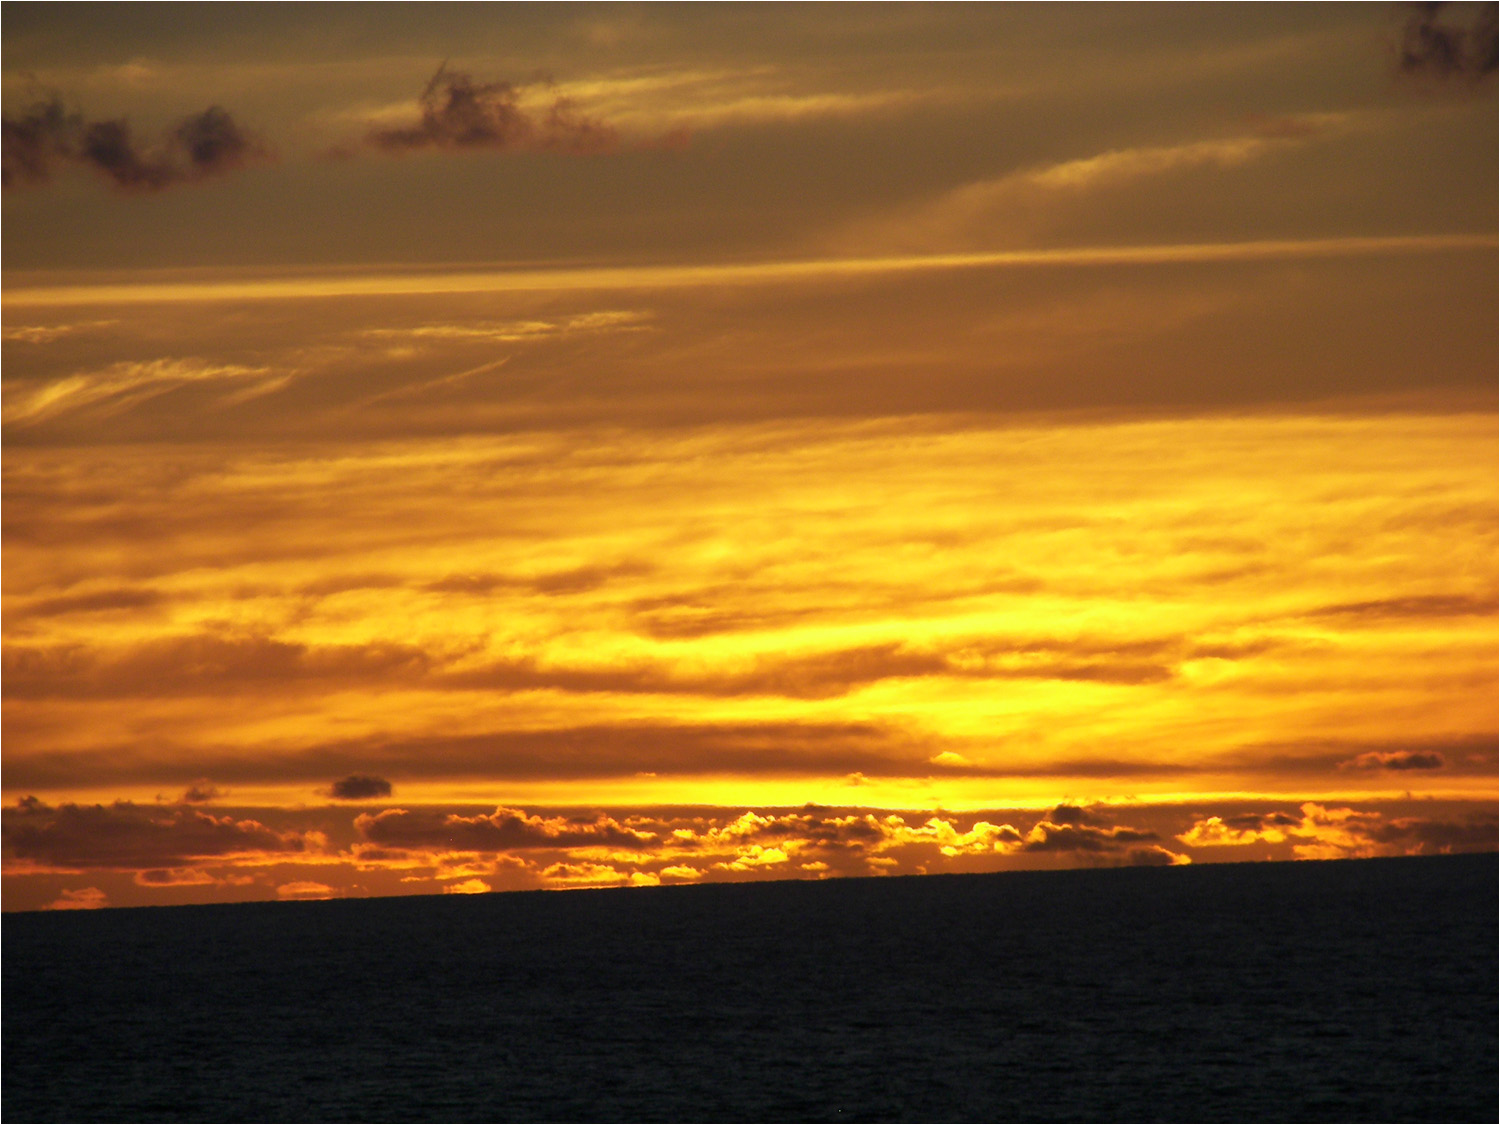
[6,234,1492,307]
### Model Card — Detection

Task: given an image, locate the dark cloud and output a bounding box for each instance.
[1307,593,1496,621]
[1398,2,1498,80]
[355,806,653,851]
[180,780,225,804]
[1221,734,1497,778]
[1047,804,1098,827]
[445,640,1173,699]
[1125,845,1185,867]
[366,65,617,155]
[1344,749,1447,771]
[1364,813,1499,852]
[1022,819,1159,854]
[1216,811,1302,832]
[425,560,652,597]
[10,587,167,621]
[134,867,220,886]
[1,95,81,188]
[330,775,394,800]
[2,798,315,870]
[2,97,268,192]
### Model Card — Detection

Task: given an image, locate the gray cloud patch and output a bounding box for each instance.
[366,65,617,155]
[330,775,394,800]
[1344,749,1447,771]
[1,96,79,188]
[1307,593,1496,621]
[180,780,225,804]
[11,587,167,622]
[1398,2,1498,80]
[2,97,268,192]
[1364,813,1499,851]
[1022,819,1160,854]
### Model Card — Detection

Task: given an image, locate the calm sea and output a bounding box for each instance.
[5,853,1496,1122]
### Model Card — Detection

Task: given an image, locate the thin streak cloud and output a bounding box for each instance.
[7,234,1492,307]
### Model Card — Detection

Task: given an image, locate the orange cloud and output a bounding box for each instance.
[1178,803,1497,860]
[42,886,107,910]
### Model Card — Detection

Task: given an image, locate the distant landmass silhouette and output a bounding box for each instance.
[5,853,1496,1122]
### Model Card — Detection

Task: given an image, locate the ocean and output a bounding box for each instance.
[4,853,1496,1122]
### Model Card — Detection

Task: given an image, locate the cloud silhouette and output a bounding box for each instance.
[356,806,653,851]
[2,97,269,192]
[1022,819,1160,854]
[3,797,315,869]
[1126,845,1190,867]
[330,774,394,800]
[366,65,617,155]
[180,780,225,804]
[1,96,82,188]
[1343,749,1446,771]
[1397,2,1498,80]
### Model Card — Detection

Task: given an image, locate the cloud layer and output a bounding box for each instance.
[6,796,1492,910]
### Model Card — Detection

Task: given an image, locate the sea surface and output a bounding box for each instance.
[5,853,1496,1122]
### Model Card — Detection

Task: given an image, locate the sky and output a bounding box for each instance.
[2,2,1496,911]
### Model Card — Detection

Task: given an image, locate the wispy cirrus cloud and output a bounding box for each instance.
[14,233,1488,309]
[1,320,119,345]
[360,309,652,347]
[3,357,284,426]
[832,118,1351,254]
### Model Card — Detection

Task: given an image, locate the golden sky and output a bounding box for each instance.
[3,3,1496,911]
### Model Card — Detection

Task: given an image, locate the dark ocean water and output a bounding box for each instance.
[5,853,1496,1123]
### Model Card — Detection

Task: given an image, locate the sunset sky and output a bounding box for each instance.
[3,2,1496,911]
